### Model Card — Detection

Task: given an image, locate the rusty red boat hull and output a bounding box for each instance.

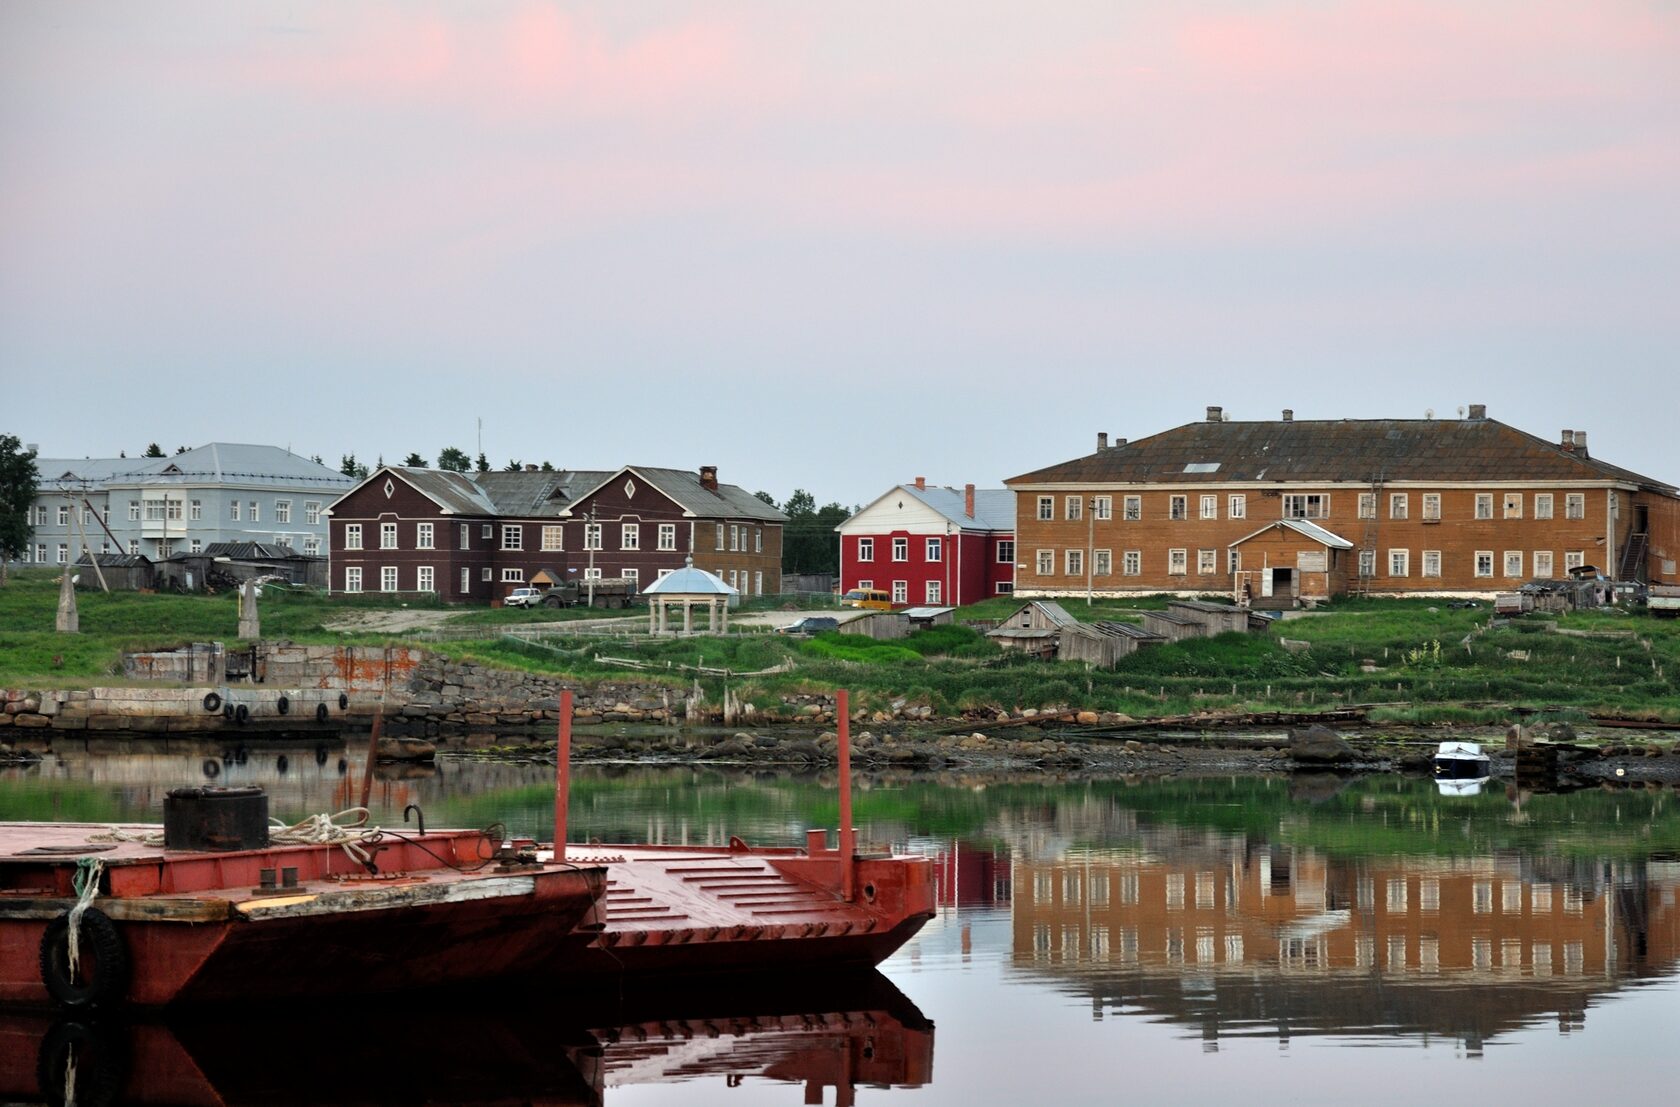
[0,822,606,1008]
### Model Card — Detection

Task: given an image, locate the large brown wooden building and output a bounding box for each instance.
[1006,404,1680,602]
[325,464,785,603]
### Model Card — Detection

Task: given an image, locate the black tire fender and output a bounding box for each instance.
[202,691,222,713]
[39,909,128,1010]
[316,703,329,723]
[222,702,234,720]
[276,695,289,716]
[233,704,249,725]
[35,1019,126,1107]
[339,692,349,711]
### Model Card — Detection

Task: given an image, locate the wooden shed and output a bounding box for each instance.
[73,552,155,591]
[986,600,1080,659]
[1140,609,1206,643]
[1167,600,1249,636]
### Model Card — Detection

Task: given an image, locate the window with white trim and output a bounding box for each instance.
[501,568,524,583]
[541,525,563,551]
[754,570,763,594]
[1123,496,1141,521]
[1565,493,1585,520]
[1123,550,1141,575]
[1389,549,1409,577]
[276,500,291,524]
[229,500,239,521]
[128,540,139,555]
[458,524,470,549]
[1197,549,1216,574]
[1503,493,1522,519]
[482,524,493,538]
[1534,494,1553,520]
[1475,551,1494,577]
[729,524,739,551]
[857,578,873,590]
[1358,493,1376,520]
[460,567,471,594]
[1169,495,1187,520]
[1358,549,1376,577]
[166,499,182,521]
[501,524,522,550]
[144,500,164,522]
[1168,548,1187,575]
[858,537,874,562]
[481,567,493,581]
[1504,550,1523,577]
[249,501,259,522]
[926,537,942,562]
[190,499,203,521]
[417,566,434,592]
[1200,495,1217,520]
[190,538,203,554]
[380,523,398,549]
[1228,494,1246,519]
[416,522,433,549]
[1533,550,1553,577]
[584,523,602,550]
[1065,549,1083,576]
[1036,496,1053,521]
[926,580,942,604]
[583,567,602,580]
[621,523,640,550]
[715,523,725,550]
[997,540,1014,563]
[892,537,908,561]
[1036,549,1054,575]
[1066,496,1082,521]
[892,580,908,603]
[128,501,140,521]
[1093,496,1112,520]
[56,505,69,525]
[1423,493,1441,520]
[305,501,321,525]
[344,524,362,550]
[996,581,1013,594]
[1565,551,1584,570]
[1282,494,1329,519]
[622,568,639,584]
[1475,494,1493,520]
[1422,550,1441,577]
[57,543,67,564]
[1094,549,1111,575]
[1390,494,1408,520]
[658,523,677,551]
[380,566,398,592]
[345,566,362,592]
[1228,548,1241,573]
[303,537,319,556]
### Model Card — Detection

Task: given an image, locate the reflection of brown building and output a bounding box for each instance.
[1012,847,1680,1049]
[929,841,1012,908]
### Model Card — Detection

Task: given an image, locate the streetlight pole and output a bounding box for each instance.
[1086,498,1096,606]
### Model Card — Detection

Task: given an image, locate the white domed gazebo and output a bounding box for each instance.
[642,556,738,635]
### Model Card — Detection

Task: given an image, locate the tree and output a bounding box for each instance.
[0,435,39,585]
[436,447,470,472]
[503,459,523,471]
[402,452,426,467]
[309,454,323,466]
[778,489,846,575]
[475,452,490,472]
[754,490,778,509]
[175,445,188,454]
[339,454,368,479]
[539,460,555,472]
[143,443,165,458]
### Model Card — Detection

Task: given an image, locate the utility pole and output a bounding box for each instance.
[1086,498,1096,606]
[586,510,596,609]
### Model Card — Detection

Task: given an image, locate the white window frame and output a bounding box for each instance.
[729,524,739,551]
[1123,496,1142,521]
[501,524,523,551]
[249,501,259,523]
[380,566,398,592]
[190,538,202,554]
[754,570,763,594]
[1565,493,1585,520]
[1169,495,1187,521]
[1228,548,1241,573]
[416,522,433,549]
[541,525,564,551]
[925,580,942,604]
[891,580,908,603]
[57,543,68,564]
[1228,494,1246,519]
[1036,549,1054,575]
[1123,550,1141,575]
[857,537,874,562]
[144,500,165,522]
[481,567,493,581]
[1423,493,1441,521]
[754,528,762,553]
[482,523,494,539]
[926,537,942,562]
[857,578,873,590]
[416,565,434,592]
[1093,496,1112,520]
[1358,549,1376,577]
[1197,548,1216,574]
[583,567,602,581]
[1475,493,1494,520]
[658,523,677,551]
[1065,549,1083,576]
[127,540,138,556]
[303,537,319,556]
[128,501,140,521]
[584,523,602,550]
[344,566,362,593]
[1504,550,1523,578]
[1066,496,1082,521]
[166,499,183,521]
[1565,551,1584,571]
[1422,550,1441,578]
[305,501,321,525]
[1389,549,1410,577]
[1358,493,1376,520]
[275,500,291,524]
[56,505,69,526]
[1390,493,1408,520]
[1167,548,1187,575]
[715,523,725,550]
[501,568,524,583]
[344,524,362,550]
[1503,493,1522,520]
[623,567,639,584]
[1534,493,1553,520]
[460,567,471,594]
[1037,496,1054,521]
[1533,550,1554,578]
[892,537,909,562]
[380,522,398,549]
[997,540,1014,563]
[229,500,240,521]
[1094,548,1111,575]
[1199,495,1217,520]
[621,523,640,550]
[459,524,471,549]
[1282,494,1329,519]
[1475,550,1495,578]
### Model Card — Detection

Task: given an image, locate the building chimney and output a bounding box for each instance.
[1113,437,1126,448]
[914,476,926,490]
[1573,430,1587,455]
[965,483,975,519]
[1561,429,1575,451]
[1206,405,1223,422]
[1096,432,1108,451]
[524,463,539,472]
[1467,403,1487,420]
[1281,409,1293,422]
[698,465,718,491]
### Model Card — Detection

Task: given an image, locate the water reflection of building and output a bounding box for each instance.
[923,840,1012,909]
[1011,839,1680,1052]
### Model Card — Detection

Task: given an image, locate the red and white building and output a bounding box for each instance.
[836,479,1016,606]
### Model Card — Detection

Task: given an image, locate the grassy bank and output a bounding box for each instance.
[4,569,1677,723]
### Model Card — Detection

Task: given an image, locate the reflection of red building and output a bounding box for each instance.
[928,841,1012,908]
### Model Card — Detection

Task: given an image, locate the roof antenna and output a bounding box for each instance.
[1457,406,1465,419]
[1424,409,1433,420]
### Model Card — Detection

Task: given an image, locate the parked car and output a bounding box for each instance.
[503,587,544,608]
[840,588,893,610]
[777,616,840,636]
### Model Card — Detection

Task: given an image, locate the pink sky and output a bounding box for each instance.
[2,1,1676,499]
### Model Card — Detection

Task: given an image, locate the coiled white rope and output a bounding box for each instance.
[67,856,105,980]
[90,808,383,866]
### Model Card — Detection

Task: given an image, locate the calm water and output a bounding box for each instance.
[4,738,1679,1105]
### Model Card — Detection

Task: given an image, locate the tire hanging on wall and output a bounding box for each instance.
[276,695,289,716]
[202,691,222,713]
[38,909,129,1009]
[316,703,329,723]
[233,704,249,725]
[338,692,349,711]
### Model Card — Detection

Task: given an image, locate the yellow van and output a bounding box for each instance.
[841,588,893,610]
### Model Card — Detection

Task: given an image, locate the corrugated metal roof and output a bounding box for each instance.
[382,468,497,515]
[127,444,356,490]
[74,552,151,567]
[607,467,787,522]
[1093,621,1166,640]
[901,606,956,618]
[1007,417,1676,493]
[900,486,1015,531]
[641,558,737,595]
[202,541,317,560]
[1229,519,1354,549]
[471,470,611,516]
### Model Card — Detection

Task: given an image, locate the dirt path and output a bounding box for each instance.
[322,608,460,634]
